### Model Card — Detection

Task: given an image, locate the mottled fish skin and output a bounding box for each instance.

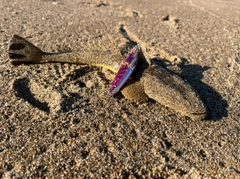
[109,45,140,96]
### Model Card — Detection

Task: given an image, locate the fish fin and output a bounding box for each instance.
[9,35,44,64]
[121,80,149,103]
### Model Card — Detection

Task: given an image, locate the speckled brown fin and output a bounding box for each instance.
[121,79,149,103]
[142,66,206,120]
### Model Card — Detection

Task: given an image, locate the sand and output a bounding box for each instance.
[0,0,240,178]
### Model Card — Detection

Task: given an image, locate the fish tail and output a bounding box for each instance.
[9,35,45,64]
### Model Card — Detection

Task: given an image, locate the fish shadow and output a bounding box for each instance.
[13,78,50,113]
[154,57,228,121]
[13,68,87,113]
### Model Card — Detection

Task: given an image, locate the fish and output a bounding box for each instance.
[8,35,207,120]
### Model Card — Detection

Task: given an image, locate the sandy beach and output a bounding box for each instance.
[0,0,240,178]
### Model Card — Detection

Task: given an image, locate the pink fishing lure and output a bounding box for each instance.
[109,44,140,95]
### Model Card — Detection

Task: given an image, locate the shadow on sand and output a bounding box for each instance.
[13,78,50,113]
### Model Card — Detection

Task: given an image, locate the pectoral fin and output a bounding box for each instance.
[121,80,149,103]
[142,66,206,120]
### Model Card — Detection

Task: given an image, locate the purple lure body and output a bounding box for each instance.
[109,44,140,95]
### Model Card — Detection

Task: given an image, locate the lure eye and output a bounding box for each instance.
[109,86,116,93]
[109,86,117,96]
